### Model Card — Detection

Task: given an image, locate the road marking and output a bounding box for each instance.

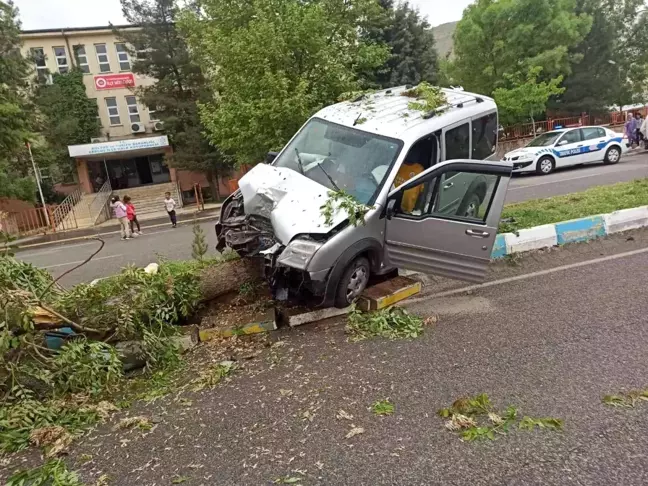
[42,254,123,270]
[405,246,648,303]
[19,241,103,258]
[509,166,646,191]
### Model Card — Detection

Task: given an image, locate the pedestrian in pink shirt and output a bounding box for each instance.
[111,196,131,240]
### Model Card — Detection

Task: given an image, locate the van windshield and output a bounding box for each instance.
[273,118,403,205]
[526,131,563,147]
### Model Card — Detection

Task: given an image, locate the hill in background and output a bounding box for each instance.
[431,20,458,59]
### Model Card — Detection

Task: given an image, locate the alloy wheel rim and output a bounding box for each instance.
[346,266,368,301]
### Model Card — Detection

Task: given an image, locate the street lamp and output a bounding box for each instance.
[25,141,50,227]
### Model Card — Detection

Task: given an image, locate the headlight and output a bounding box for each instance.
[276,239,323,270]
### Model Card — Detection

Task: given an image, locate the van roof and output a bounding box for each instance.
[314,85,497,145]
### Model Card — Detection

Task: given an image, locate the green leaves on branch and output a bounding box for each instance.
[346,305,425,341]
[320,190,374,227]
[603,389,648,408]
[401,82,447,114]
[493,66,565,126]
[7,459,83,486]
[179,0,390,164]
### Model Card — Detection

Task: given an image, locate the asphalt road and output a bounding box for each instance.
[18,227,647,486]
[15,150,648,286]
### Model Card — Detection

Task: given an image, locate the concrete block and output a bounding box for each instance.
[555,216,606,245]
[490,233,509,259]
[603,206,648,234]
[504,224,557,254]
[288,306,350,328]
[199,308,277,341]
[358,276,421,311]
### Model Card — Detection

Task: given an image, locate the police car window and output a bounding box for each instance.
[581,127,605,141]
[559,130,582,144]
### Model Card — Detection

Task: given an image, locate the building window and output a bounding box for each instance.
[73,45,90,74]
[95,44,111,73]
[115,43,131,71]
[30,47,50,82]
[125,95,140,123]
[53,46,68,74]
[147,105,159,122]
[105,97,121,125]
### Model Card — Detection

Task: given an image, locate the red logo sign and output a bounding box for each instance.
[94,73,135,90]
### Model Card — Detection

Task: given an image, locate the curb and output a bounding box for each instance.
[10,213,220,251]
[492,205,648,259]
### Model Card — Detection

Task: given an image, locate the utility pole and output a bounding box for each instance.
[26,141,50,227]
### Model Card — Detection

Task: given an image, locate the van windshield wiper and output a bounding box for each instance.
[316,162,340,192]
[294,148,305,175]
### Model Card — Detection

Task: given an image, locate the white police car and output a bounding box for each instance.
[503,126,627,175]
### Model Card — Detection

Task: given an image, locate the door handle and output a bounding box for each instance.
[577,144,583,147]
[443,182,454,190]
[466,229,490,238]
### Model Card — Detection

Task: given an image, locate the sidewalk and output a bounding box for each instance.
[8,203,222,250]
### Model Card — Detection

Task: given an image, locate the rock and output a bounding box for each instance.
[115,341,147,372]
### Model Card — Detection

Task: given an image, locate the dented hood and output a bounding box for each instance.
[238,164,350,244]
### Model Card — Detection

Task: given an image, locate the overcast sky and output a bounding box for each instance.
[14,0,472,30]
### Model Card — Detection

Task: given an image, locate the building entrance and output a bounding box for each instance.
[87,153,170,192]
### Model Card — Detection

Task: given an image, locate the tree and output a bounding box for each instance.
[368,1,439,88]
[178,0,389,164]
[493,66,566,131]
[117,0,232,200]
[553,0,648,114]
[0,1,37,202]
[191,217,208,261]
[450,0,592,96]
[33,70,101,183]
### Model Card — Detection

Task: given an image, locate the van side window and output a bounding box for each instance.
[445,123,470,161]
[472,113,498,159]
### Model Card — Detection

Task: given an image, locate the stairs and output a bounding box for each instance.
[56,194,96,230]
[112,182,181,218]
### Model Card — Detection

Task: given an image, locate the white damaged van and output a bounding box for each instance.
[216,85,513,307]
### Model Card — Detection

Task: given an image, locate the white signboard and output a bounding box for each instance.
[68,136,170,157]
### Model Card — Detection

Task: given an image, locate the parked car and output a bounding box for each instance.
[503,126,627,175]
[216,86,512,308]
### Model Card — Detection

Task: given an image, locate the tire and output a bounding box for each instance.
[334,256,370,308]
[457,192,482,218]
[535,156,555,175]
[604,146,621,165]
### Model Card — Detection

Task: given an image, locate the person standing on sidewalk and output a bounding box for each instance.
[123,195,142,236]
[625,113,638,147]
[111,196,131,240]
[164,192,177,228]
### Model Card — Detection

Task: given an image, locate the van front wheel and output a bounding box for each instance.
[335,256,370,308]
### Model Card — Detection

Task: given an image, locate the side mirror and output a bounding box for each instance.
[385,198,396,220]
[265,151,279,164]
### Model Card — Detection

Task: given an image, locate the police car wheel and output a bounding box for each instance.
[604,146,621,165]
[536,156,554,175]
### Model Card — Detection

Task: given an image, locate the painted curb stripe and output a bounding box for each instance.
[555,216,606,245]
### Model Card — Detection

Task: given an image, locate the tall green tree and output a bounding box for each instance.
[450,0,592,96]
[369,1,439,88]
[494,66,566,128]
[33,70,101,183]
[0,1,36,201]
[117,0,232,200]
[553,0,648,114]
[179,0,389,164]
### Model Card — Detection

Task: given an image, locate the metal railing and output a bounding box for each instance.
[1,206,56,236]
[89,179,113,225]
[51,187,82,230]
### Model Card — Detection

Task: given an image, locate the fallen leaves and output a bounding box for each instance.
[336,409,354,421]
[371,399,395,416]
[29,426,73,458]
[603,389,648,408]
[345,425,365,439]
[115,416,154,431]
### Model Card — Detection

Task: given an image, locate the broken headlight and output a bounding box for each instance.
[276,239,323,270]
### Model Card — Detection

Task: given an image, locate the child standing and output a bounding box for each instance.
[123,195,142,236]
[111,196,131,240]
[164,192,177,228]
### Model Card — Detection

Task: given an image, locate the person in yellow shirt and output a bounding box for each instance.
[394,160,425,213]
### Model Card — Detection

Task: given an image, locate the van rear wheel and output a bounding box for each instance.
[334,256,370,308]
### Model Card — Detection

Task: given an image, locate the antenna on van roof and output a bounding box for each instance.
[421,94,485,120]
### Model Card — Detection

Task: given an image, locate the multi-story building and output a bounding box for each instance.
[19,25,236,225]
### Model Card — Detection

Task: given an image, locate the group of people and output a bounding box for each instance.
[625,112,648,149]
[110,192,178,240]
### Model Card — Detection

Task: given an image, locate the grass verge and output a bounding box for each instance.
[499,178,648,233]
